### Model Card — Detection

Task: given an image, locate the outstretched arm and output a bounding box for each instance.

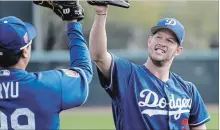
[89,6,112,80]
[67,20,93,83]
[57,19,93,109]
[33,1,92,82]
[33,1,93,109]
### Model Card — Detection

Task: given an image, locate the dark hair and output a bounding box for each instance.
[0,46,22,68]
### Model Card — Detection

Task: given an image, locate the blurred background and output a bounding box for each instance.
[0,1,218,129]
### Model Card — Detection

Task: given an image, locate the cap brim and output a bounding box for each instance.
[151,26,180,43]
[24,22,36,41]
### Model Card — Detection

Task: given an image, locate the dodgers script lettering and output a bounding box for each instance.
[138,89,192,120]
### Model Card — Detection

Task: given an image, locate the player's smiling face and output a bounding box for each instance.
[147,29,183,66]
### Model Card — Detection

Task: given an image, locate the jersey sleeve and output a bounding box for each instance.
[34,70,62,112]
[59,68,89,110]
[36,68,89,111]
[97,53,133,98]
[67,22,93,84]
[59,22,92,109]
[188,83,211,127]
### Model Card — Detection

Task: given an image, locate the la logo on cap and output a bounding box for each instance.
[165,19,176,26]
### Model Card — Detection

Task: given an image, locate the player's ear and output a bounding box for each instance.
[21,45,31,58]
[147,35,153,47]
[174,46,183,56]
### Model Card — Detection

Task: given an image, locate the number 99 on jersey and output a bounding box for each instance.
[0,108,35,129]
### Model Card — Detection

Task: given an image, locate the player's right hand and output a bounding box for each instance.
[94,5,108,15]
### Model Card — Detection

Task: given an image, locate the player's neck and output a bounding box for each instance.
[9,60,27,70]
[145,58,171,82]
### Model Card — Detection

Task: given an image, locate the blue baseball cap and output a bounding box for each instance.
[151,18,185,45]
[0,16,36,53]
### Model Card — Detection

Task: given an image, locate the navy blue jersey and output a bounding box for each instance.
[98,54,210,130]
[0,22,92,130]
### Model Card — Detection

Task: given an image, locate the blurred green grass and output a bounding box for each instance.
[60,110,218,129]
[206,112,219,129]
[60,113,115,129]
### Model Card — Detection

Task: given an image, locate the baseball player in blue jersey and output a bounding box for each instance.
[0,1,92,130]
[88,5,210,130]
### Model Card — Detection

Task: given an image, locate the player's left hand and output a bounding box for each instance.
[87,0,130,9]
[33,0,84,21]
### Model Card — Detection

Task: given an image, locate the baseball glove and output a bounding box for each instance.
[87,0,130,8]
[33,0,84,21]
